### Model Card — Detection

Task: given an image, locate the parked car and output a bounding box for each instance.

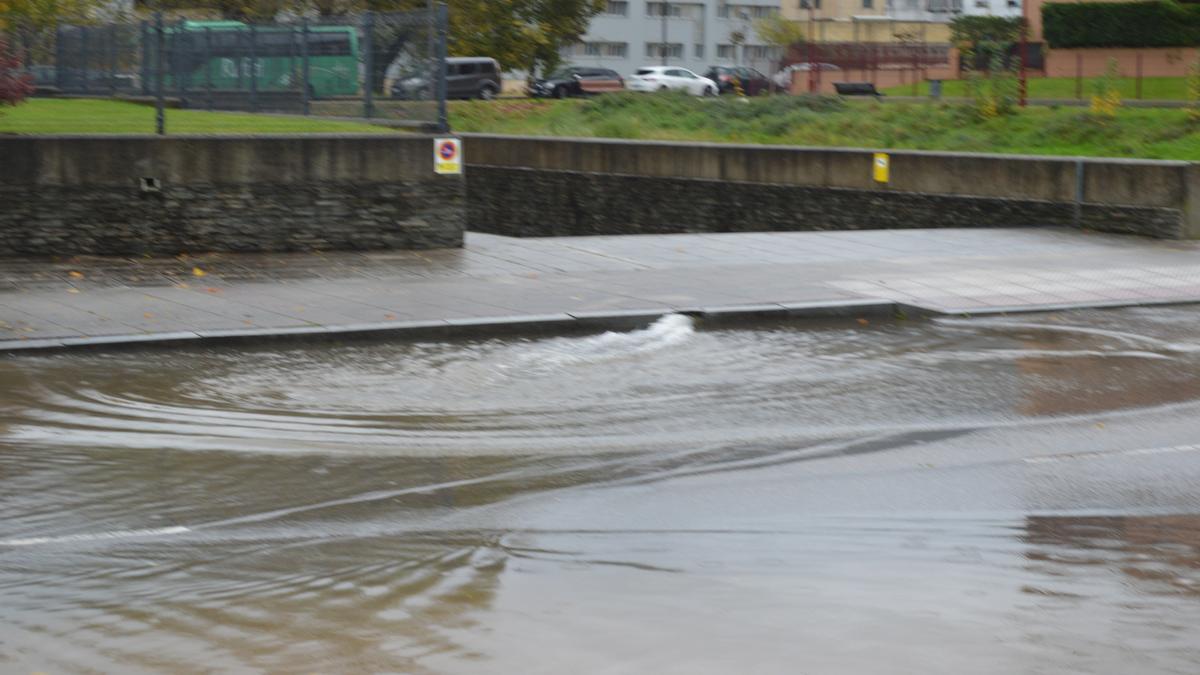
[627,66,717,96]
[703,66,772,96]
[529,66,624,98]
[390,56,501,100]
[771,62,841,89]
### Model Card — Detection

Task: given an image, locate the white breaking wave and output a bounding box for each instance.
[0,526,191,547]
[521,314,697,367]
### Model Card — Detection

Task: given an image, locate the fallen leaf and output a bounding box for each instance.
[66,288,80,294]
[385,313,397,320]
[857,318,870,326]
[143,312,155,319]
[205,287,221,294]
[68,271,84,279]
[192,267,207,277]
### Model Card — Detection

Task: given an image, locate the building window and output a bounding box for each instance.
[573,41,628,58]
[695,43,705,58]
[745,45,771,60]
[719,4,778,18]
[862,0,873,7]
[798,0,821,9]
[717,44,735,59]
[603,0,628,14]
[646,2,683,17]
[645,42,684,58]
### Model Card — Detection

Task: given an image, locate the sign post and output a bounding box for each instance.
[434,137,462,175]
[873,152,890,184]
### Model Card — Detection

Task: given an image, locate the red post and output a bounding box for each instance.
[1075,51,1083,101]
[1018,17,1028,107]
[912,48,919,97]
[807,9,817,94]
[1136,52,1143,99]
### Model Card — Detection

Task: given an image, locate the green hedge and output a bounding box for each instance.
[1042,1,1200,48]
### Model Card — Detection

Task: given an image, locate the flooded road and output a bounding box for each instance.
[3,308,1200,673]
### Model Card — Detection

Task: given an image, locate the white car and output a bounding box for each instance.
[627,66,718,96]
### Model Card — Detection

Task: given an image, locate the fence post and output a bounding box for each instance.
[435,3,449,133]
[1136,52,1143,100]
[301,19,311,116]
[55,24,65,91]
[205,26,213,111]
[235,29,243,91]
[155,12,165,135]
[109,24,118,95]
[80,26,89,95]
[140,20,150,96]
[363,11,375,119]
[177,19,189,100]
[1075,51,1082,101]
[249,24,258,112]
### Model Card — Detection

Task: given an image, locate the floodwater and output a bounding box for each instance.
[3,308,1200,674]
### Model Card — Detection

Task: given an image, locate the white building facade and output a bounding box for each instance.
[886,0,1021,23]
[561,1,784,78]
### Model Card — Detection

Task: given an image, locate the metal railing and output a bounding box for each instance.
[16,6,449,134]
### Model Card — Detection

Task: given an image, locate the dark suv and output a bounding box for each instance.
[391,57,502,100]
[703,66,771,96]
[529,67,624,98]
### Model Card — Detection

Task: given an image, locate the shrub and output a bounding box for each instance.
[965,55,1020,120]
[1042,0,1200,49]
[0,39,35,108]
[1091,58,1122,118]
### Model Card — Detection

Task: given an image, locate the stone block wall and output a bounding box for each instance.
[463,135,1197,240]
[0,135,464,256]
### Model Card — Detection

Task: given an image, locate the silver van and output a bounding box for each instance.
[390,57,502,100]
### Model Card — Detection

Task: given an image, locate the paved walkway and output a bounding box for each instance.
[2,228,1199,351]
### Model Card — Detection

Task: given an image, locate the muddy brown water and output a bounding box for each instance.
[3,309,1200,674]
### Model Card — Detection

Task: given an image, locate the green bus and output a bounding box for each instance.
[164,20,360,98]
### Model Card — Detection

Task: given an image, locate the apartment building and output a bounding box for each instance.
[561,1,785,77]
[781,0,1019,23]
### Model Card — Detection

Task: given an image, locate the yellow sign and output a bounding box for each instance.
[434,137,462,175]
[873,152,890,183]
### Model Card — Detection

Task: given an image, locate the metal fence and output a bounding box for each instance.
[16,7,448,133]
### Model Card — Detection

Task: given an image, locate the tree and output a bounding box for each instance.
[1,0,108,67]
[753,12,805,52]
[375,0,603,74]
[0,38,35,106]
[149,0,287,22]
[950,15,1022,72]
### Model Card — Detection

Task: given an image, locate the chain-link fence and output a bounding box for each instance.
[13,6,448,133]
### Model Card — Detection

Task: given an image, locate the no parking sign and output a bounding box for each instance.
[434,137,462,175]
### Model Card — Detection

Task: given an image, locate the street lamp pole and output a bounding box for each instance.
[661,2,669,65]
[807,5,817,94]
[1018,0,1028,107]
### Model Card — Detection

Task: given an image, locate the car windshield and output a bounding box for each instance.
[635,68,657,75]
[547,69,576,80]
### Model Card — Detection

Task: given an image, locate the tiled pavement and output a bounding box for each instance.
[2,227,1199,351]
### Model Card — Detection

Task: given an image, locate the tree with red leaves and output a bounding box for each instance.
[0,38,35,108]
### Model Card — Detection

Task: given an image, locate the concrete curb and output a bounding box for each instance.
[2,297,1198,356]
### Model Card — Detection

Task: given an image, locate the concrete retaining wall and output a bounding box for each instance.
[464,135,1199,239]
[0,135,464,256]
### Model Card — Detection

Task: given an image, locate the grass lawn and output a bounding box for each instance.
[449,93,1200,160]
[883,76,1189,100]
[0,98,399,134]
